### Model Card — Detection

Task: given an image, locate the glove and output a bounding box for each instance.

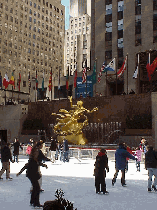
[107,167,109,173]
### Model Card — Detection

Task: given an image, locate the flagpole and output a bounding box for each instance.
[116,56,118,95]
[51,68,52,101]
[127,53,128,95]
[86,60,88,98]
[138,53,140,94]
[95,58,97,96]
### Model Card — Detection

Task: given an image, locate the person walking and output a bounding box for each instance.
[112,142,136,187]
[63,138,69,163]
[94,149,109,194]
[59,143,63,162]
[0,141,14,180]
[16,144,48,208]
[145,145,157,192]
[49,137,58,162]
[12,138,23,163]
[134,147,142,172]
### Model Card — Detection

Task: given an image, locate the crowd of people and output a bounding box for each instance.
[0,136,157,208]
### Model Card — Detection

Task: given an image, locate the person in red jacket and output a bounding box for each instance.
[124,144,133,172]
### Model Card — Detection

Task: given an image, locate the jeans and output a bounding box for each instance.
[13,155,18,163]
[147,168,157,189]
[63,151,69,162]
[113,169,125,185]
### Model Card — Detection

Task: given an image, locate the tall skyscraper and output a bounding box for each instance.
[70,0,91,17]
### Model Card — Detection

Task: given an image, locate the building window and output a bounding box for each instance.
[135,20,141,34]
[105,50,112,59]
[106,4,112,15]
[23,81,26,87]
[29,17,32,22]
[105,32,112,41]
[106,22,112,32]
[118,48,123,58]
[105,14,112,23]
[118,30,123,39]
[135,0,141,15]
[135,34,141,46]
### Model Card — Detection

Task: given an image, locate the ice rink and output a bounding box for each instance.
[0,156,157,210]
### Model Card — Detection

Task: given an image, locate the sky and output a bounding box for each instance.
[61,0,70,30]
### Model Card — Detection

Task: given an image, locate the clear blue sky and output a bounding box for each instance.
[61,0,70,30]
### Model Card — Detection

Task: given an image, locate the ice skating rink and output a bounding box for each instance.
[0,157,157,210]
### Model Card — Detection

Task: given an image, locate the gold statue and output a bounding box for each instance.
[51,96,98,145]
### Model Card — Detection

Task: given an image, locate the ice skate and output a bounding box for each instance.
[0,177,3,180]
[6,177,13,181]
[148,188,151,192]
[152,185,157,192]
[103,191,109,195]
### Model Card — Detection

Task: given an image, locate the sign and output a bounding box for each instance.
[75,76,93,98]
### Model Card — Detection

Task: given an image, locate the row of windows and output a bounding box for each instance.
[2,1,64,15]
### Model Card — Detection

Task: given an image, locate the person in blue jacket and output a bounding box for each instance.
[112,142,136,186]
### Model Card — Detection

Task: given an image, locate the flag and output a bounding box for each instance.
[36,70,38,90]
[58,70,60,90]
[42,71,44,91]
[104,58,115,72]
[82,59,87,83]
[18,73,21,91]
[98,61,105,83]
[48,71,52,91]
[146,57,157,81]
[117,56,127,77]
[9,71,15,89]
[91,60,96,84]
[74,66,77,88]
[66,66,69,90]
[3,73,9,89]
[133,66,138,79]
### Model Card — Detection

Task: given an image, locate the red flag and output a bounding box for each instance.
[18,73,21,91]
[117,56,127,77]
[146,57,157,81]
[48,71,52,91]
[74,69,77,88]
[3,74,9,89]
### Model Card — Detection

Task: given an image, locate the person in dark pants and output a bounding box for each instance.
[145,145,157,192]
[12,138,23,163]
[16,144,48,208]
[49,137,58,162]
[112,142,136,187]
[94,149,109,194]
[0,141,14,180]
[63,138,69,163]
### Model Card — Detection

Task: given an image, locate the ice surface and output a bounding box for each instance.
[0,157,157,210]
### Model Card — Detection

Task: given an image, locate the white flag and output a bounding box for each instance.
[133,66,138,79]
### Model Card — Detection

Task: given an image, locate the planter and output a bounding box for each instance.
[125,129,152,136]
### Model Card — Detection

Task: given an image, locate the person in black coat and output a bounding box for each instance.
[49,137,58,162]
[94,149,109,194]
[0,141,14,180]
[12,138,23,163]
[63,138,69,163]
[145,145,157,192]
[16,144,48,208]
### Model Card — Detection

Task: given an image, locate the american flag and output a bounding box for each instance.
[98,61,105,83]
[82,67,86,83]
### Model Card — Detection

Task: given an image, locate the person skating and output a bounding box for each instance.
[49,137,58,162]
[11,138,23,163]
[145,145,157,192]
[134,147,142,172]
[112,142,136,187]
[63,138,69,163]
[37,141,52,192]
[0,141,14,180]
[16,144,48,208]
[94,149,109,194]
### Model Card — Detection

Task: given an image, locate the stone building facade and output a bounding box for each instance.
[0,0,65,102]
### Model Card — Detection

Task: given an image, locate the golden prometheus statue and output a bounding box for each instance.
[51,96,98,145]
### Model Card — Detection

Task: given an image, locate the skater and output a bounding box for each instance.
[112,142,136,187]
[124,144,132,172]
[49,137,58,162]
[0,141,14,180]
[145,145,157,192]
[59,142,63,162]
[94,149,109,194]
[16,144,48,208]
[26,143,32,156]
[134,147,142,172]
[11,138,23,163]
[63,138,69,163]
